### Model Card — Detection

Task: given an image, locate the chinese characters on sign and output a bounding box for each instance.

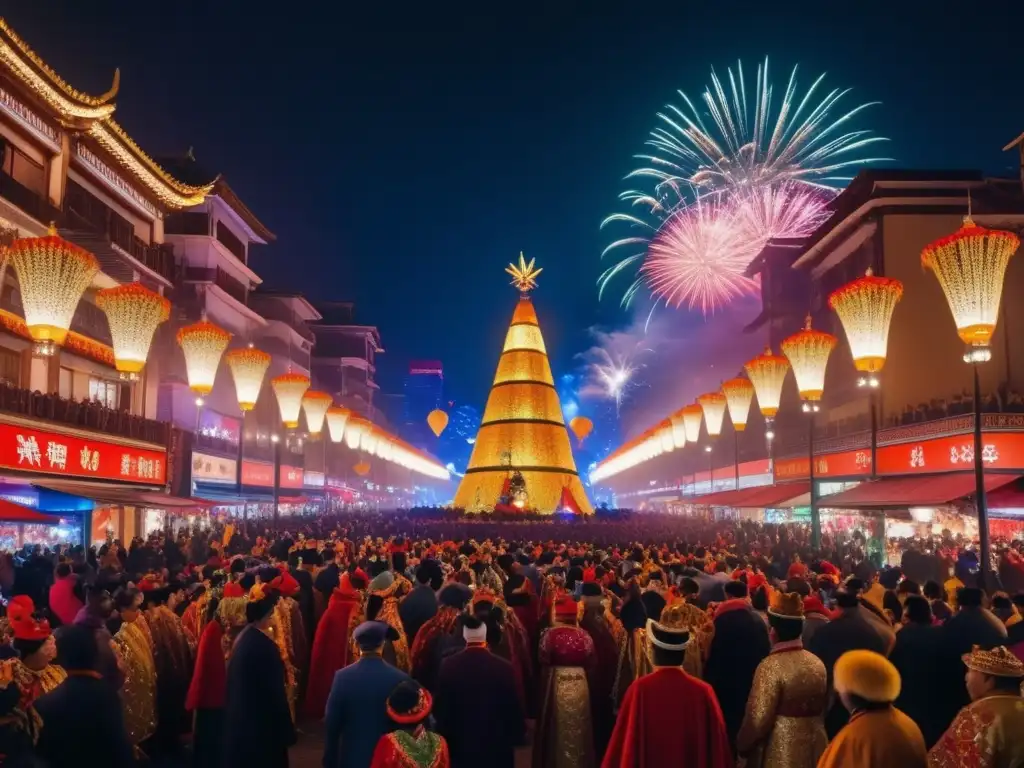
[875,432,1024,475]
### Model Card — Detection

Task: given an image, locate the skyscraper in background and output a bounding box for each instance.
[403,360,444,450]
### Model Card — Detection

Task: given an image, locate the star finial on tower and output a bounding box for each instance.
[505,252,542,293]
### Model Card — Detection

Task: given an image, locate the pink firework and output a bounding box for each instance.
[641,196,760,315]
[733,182,834,244]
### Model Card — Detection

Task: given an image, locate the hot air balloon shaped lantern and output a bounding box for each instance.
[326,406,350,444]
[95,282,170,380]
[302,391,333,436]
[427,409,448,438]
[569,416,593,447]
[225,345,271,412]
[271,372,311,429]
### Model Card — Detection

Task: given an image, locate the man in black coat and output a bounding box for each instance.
[434,615,526,768]
[223,587,296,768]
[807,589,893,738]
[399,561,440,646]
[702,580,771,751]
[35,624,134,768]
[889,595,947,747]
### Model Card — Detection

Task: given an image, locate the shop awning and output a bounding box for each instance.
[0,498,63,523]
[820,473,1020,509]
[31,480,214,509]
[688,482,810,508]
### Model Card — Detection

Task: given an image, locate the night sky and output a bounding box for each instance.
[12,1,1024,431]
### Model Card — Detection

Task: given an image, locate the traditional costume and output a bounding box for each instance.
[370,682,450,768]
[112,599,158,747]
[579,583,622,757]
[305,571,366,720]
[533,594,596,768]
[928,645,1024,767]
[6,597,62,745]
[602,619,732,768]
[736,592,828,768]
[268,569,307,721]
[144,586,194,751]
[410,583,471,690]
[816,650,927,768]
[367,571,413,673]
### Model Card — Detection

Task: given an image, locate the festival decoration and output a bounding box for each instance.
[505,252,543,293]
[224,345,271,411]
[326,406,350,444]
[270,372,310,428]
[781,316,837,401]
[721,377,754,431]
[301,391,332,435]
[828,268,904,373]
[657,419,675,452]
[353,460,370,477]
[176,320,231,395]
[697,392,728,438]
[427,409,448,438]
[669,408,688,449]
[681,404,704,443]
[361,427,380,456]
[922,217,1019,355]
[344,417,369,451]
[569,416,593,446]
[6,227,99,355]
[744,347,790,417]
[94,282,169,375]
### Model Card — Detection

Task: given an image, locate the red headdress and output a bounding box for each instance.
[553,594,579,624]
[269,569,300,598]
[386,686,433,725]
[8,596,50,641]
[582,567,597,584]
[787,562,809,580]
[222,582,245,599]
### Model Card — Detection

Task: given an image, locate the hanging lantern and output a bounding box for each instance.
[95,282,170,376]
[721,377,754,431]
[698,392,728,438]
[326,406,350,443]
[781,315,837,401]
[344,417,369,451]
[744,347,790,418]
[922,217,1019,356]
[7,227,99,355]
[681,404,704,443]
[828,268,904,373]
[302,391,332,435]
[176,320,231,395]
[271,372,310,428]
[657,420,675,452]
[377,434,394,461]
[569,416,594,446]
[669,408,688,449]
[353,460,370,477]
[362,427,381,456]
[426,409,449,437]
[224,345,271,411]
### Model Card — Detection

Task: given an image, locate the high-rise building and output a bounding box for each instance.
[403,360,443,448]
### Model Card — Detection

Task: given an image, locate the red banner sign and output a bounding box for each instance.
[774,449,873,481]
[0,421,165,484]
[240,460,305,488]
[876,432,1024,475]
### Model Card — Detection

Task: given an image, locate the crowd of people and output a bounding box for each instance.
[0,512,1024,767]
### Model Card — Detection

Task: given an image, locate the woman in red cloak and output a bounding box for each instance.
[303,569,367,720]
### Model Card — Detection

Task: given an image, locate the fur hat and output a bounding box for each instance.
[768,591,805,620]
[834,650,900,703]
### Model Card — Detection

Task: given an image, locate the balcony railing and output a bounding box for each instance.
[0,383,168,445]
[184,266,249,305]
[0,171,62,227]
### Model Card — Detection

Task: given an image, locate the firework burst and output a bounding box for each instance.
[600,57,887,314]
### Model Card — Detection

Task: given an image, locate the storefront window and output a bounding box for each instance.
[22,522,81,549]
[0,524,17,551]
[143,509,165,538]
[89,377,119,409]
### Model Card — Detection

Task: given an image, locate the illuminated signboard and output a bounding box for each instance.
[191,452,237,485]
[241,461,305,489]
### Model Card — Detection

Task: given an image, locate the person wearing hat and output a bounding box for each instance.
[223,583,295,768]
[816,650,926,768]
[370,680,449,768]
[399,560,441,647]
[6,595,66,705]
[603,619,731,768]
[579,581,621,757]
[410,582,472,690]
[59,585,121,689]
[304,568,369,720]
[324,620,411,768]
[433,613,525,768]
[736,592,828,767]
[928,645,1024,766]
[534,593,596,768]
[366,570,413,673]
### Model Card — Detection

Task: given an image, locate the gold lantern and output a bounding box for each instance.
[361,427,380,456]
[721,378,754,431]
[828,268,904,375]
[302,391,332,435]
[681,403,704,443]
[657,420,675,452]
[95,282,170,376]
[781,316,837,402]
[224,345,271,411]
[176,320,231,395]
[344,417,369,451]
[326,406,350,444]
[922,217,1019,359]
[353,460,370,477]
[271,372,310,428]
[698,392,728,438]
[669,408,688,449]
[7,227,99,355]
[744,347,790,417]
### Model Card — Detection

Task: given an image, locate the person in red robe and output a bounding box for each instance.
[370,680,449,768]
[304,568,368,720]
[602,619,732,768]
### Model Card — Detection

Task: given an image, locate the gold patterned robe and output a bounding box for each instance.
[735,643,828,768]
[113,617,158,745]
[369,577,412,672]
[271,598,300,722]
[7,659,62,742]
[928,694,1024,768]
[146,605,194,740]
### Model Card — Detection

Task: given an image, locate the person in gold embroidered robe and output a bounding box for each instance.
[143,583,194,753]
[111,587,157,749]
[736,592,828,768]
[6,595,65,738]
[367,570,413,673]
[928,645,1024,768]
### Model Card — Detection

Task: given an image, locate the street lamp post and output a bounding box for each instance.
[744,348,791,480]
[225,344,272,516]
[271,372,311,530]
[271,433,281,530]
[782,316,837,549]
[923,216,1019,588]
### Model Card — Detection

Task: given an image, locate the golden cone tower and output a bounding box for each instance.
[453,255,592,514]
